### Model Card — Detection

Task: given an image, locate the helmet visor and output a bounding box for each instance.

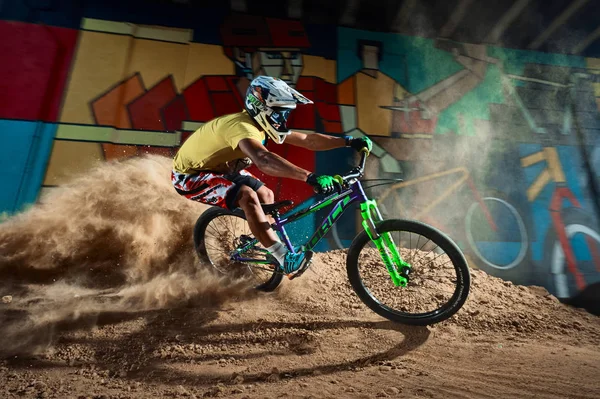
[267,108,292,132]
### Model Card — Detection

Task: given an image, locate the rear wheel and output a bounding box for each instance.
[193,207,283,292]
[347,219,470,325]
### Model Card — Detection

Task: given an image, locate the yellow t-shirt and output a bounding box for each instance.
[172,111,265,174]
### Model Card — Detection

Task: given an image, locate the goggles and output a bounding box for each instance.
[267,108,292,131]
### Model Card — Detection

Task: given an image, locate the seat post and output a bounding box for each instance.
[268,209,281,231]
[269,210,295,252]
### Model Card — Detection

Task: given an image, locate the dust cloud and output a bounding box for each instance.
[0,155,256,356]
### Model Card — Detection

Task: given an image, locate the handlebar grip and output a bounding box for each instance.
[312,176,344,195]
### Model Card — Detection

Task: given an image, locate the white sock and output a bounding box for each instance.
[266,241,288,266]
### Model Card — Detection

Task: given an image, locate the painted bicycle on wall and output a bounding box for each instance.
[193,150,471,326]
[511,71,600,300]
[522,146,600,299]
[327,165,530,283]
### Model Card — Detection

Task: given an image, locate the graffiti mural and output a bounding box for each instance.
[63,14,341,208]
[328,28,600,301]
[0,1,599,305]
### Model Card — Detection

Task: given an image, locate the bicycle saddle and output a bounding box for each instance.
[261,200,294,215]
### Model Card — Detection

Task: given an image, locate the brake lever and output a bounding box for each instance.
[333,175,345,186]
[333,175,345,194]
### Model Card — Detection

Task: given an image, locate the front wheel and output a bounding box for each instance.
[347,219,471,325]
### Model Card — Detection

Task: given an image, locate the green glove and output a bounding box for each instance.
[347,136,373,153]
[306,173,337,195]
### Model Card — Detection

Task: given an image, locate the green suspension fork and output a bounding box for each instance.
[360,199,412,287]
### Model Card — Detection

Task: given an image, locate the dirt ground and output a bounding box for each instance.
[0,156,599,399]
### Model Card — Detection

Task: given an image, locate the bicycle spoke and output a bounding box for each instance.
[409,232,413,263]
[412,234,422,266]
[424,257,453,269]
[424,250,449,268]
[207,223,222,239]
[233,217,239,235]
[204,242,228,254]
[225,215,235,238]
[412,239,437,266]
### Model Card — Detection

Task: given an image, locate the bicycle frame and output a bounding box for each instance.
[231,152,412,287]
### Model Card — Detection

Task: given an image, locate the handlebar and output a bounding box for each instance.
[333,148,369,186]
[310,149,369,195]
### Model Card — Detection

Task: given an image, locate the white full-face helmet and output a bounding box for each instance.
[244,76,313,144]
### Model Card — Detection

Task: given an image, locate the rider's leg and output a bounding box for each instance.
[234,183,312,279]
[236,185,279,247]
[255,185,274,205]
[173,170,311,277]
[255,185,276,225]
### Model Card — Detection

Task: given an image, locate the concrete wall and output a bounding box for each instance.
[1,0,599,305]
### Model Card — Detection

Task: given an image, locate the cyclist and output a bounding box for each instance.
[172,76,372,279]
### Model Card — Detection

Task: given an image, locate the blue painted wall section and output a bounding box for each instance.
[0,120,56,214]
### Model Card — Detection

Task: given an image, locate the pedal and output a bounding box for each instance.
[265,253,279,271]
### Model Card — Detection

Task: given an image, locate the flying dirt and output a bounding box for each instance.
[0,155,598,398]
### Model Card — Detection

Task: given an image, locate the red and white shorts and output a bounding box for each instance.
[171,169,264,210]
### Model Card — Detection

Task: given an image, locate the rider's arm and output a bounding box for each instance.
[238,138,311,181]
[284,131,347,151]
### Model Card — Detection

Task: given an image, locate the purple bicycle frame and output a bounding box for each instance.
[231,181,368,263]
[270,179,370,253]
[231,150,372,262]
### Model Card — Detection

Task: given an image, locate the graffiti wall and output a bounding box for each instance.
[1,0,599,304]
[330,29,600,306]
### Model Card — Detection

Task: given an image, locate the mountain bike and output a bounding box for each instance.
[193,150,471,325]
